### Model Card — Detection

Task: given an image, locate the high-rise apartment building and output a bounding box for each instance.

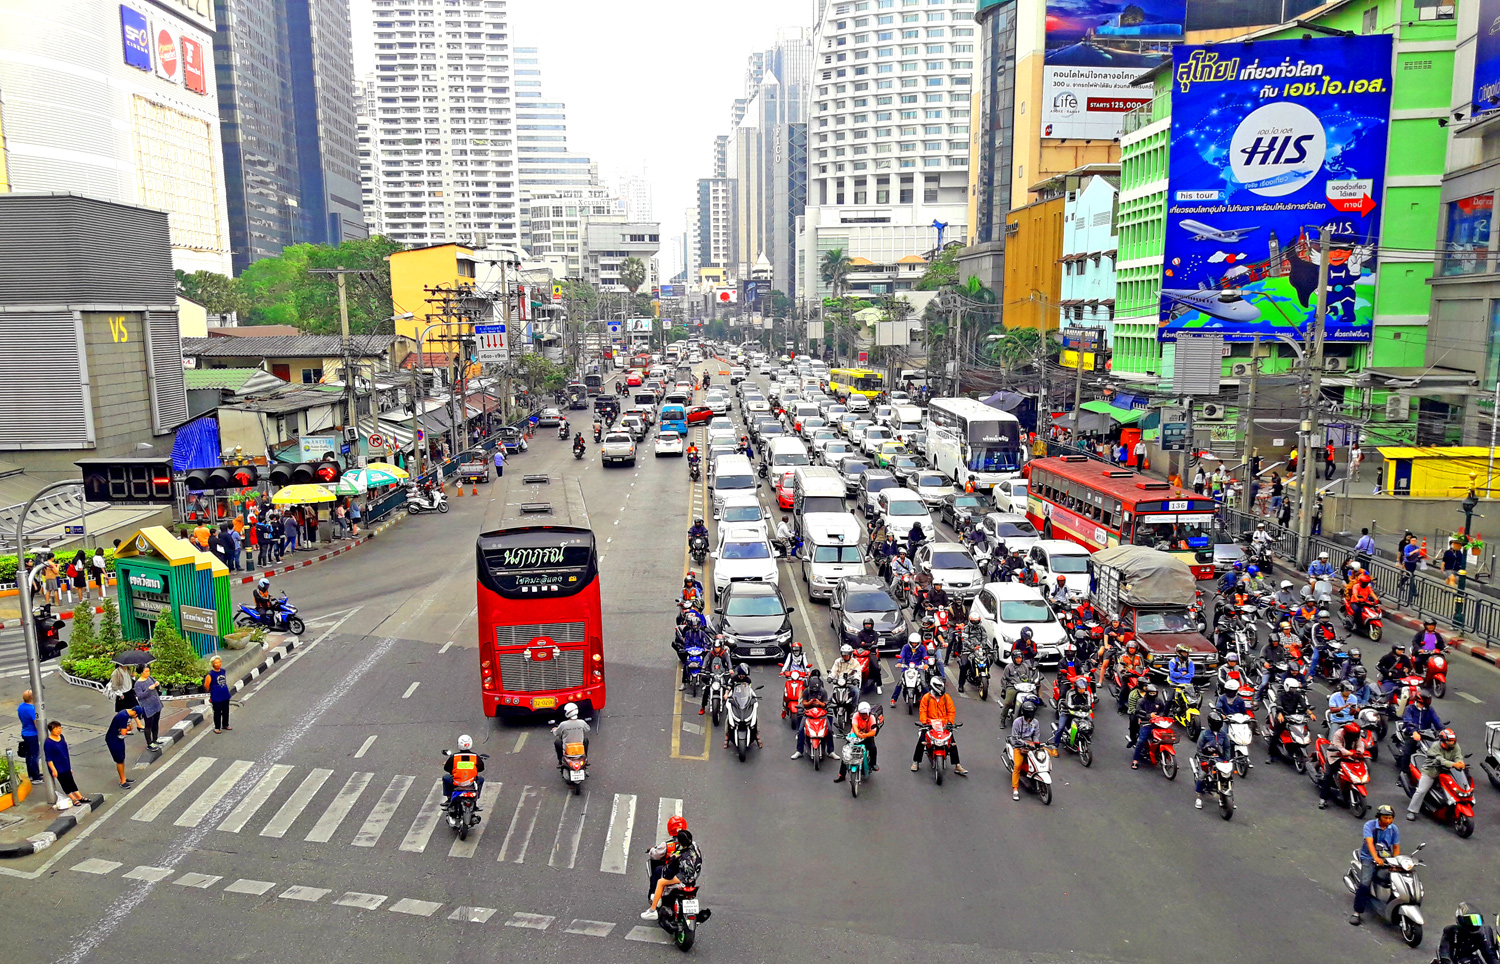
[527,188,623,278]
[215,0,368,272]
[361,0,518,248]
[514,46,597,249]
[612,171,654,223]
[582,221,661,293]
[796,0,975,298]
[696,178,734,272]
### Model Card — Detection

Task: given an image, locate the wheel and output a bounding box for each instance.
[850,771,860,798]
[1399,916,1423,948]
[979,681,990,702]
[1234,755,1248,778]
[935,756,945,785]
[1436,678,1447,699]
[675,923,696,951]
[1038,781,1053,806]
[1456,814,1475,839]
[233,612,254,628]
[437,502,450,513]
[286,616,306,635]
[812,746,822,771]
[571,781,580,796]
[738,745,746,763]
[712,705,722,727]
[1187,718,1202,742]
[907,700,914,716]
[1219,791,1234,820]
[1350,793,1368,820]
[1079,740,1093,768]
[1292,750,1307,775]
[458,817,469,841]
[1367,623,1382,642]
[1161,753,1178,780]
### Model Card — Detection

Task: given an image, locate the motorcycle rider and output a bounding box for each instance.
[913,676,968,776]
[1129,682,1168,767]
[1412,618,1448,671]
[681,572,705,608]
[906,521,926,557]
[1327,679,1362,728]
[1219,560,1245,595]
[1348,665,1377,708]
[1340,645,1365,682]
[1166,643,1196,691]
[889,549,915,586]
[1437,903,1500,964]
[1115,641,1147,712]
[552,702,590,766]
[1259,620,1300,698]
[1250,521,1274,563]
[774,515,797,559]
[1049,574,1071,607]
[673,605,708,692]
[1308,550,1336,582]
[723,662,762,749]
[442,734,486,812]
[1273,579,1300,613]
[1346,571,1380,626]
[1318,720,1365,811]
[647,814,688,894]
[1216,683,1252,720]
[1378,642,1417,696]
[697,637,734,715]
[1193,710,1232,810]
[889,632,928,707]
[955,614,985,693]
[1243,563,1268,596]
[1052,675,1093,748]
[1266,676,1310,764]
[1008,695,1043,800]
[642,827,703,921]
[828,643,862,694]
[790,669,831,760]
[1307,609,1339,674]
[687,517,709,543]
[1216,650,1246,694]
[1012,625,1039,664]
[853,619,884,695]
[835,701,881,783]
[252,577,274,624]
[592,417,603,441]
[998,650,1040,721]
[1398,692,1446,776]
[572,431,587,456]
[1351,804,1401,926]
[781,640,811,676]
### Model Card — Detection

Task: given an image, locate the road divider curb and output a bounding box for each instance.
[0,793,104,859]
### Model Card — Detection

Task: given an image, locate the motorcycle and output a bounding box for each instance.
[801,703,830,770]
[1168,684,1203,741]
[593,425,603,443]
[650,857,709,951]
[689,459,702,483]
[1006,738,1054,805]
[1194,750,1237,820]
[555,734,588,794]
[1343,598,1385,642]
[829,674,857,735]
[233,592,306,635]
[684,644,706,698]
[404,483,450,515]
[689,534,709,565]
[1422,654,1448,699]
[779,669,807,727]
[726,680,762,762]
[843,731,877,798]
[1311,738,1371,818]
[573,441,586,460]
[705,669,729,726]
[441,750,489,840]
[1342,842,1427,947]
[1397,740,1476,838]
[1001,679,1040,729]
[31,604,67,662]
[899,663,922,715]
[1057,702,1095,768]
[1226,711,1256,777]
[1264,709,1314,773]
[558,423,571,440]
[917,719,960,785]
[968,639,993,701]
[1138,715,1180,780]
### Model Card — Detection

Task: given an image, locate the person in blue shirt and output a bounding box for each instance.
[1352,805,1401,925]
[1354,527,1376,564]
[44,720,86,806]
[492,446,506,478]
[687,518,709,542]
[1398,692,1444,773]
[1166,644,1196,689]
[206,656,231,733]
[1347,666,1376,707]
[17,690,40,782]
[105,706,139,788]
[889,633,929,707]
[1215,685,1250,718]
[1327,680,1362,727]
[1218,561,1243,596]
[1308,551,1336,582]
[1193,711,1232,811]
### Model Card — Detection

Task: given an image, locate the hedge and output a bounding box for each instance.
[0,549,117,585]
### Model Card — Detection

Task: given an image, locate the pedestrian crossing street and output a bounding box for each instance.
[126,757,685,875]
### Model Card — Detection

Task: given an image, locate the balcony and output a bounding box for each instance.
[1121,90,1171,136]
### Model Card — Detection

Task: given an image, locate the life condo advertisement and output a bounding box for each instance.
[1042,0,1185,140]
[1156,36,1393,344]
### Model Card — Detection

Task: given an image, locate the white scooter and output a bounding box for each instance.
[1342,842,1426,947]
[1005,738,1054,805]
[1226,712,1255,777]
[404,483,450,514]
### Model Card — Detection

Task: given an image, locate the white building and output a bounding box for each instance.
[527,188,624,278]
[360,0,518,248]
[583,221,661,294]
[514,46,597,248]
[796,0,975,299]
[1057,166,1120,340]
[0,0,231,275]
[612,171,654,223]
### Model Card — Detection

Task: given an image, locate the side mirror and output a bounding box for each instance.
[785,607,796,614]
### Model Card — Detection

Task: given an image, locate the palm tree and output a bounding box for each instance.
[821,248,853,299]
[619,257,647,297]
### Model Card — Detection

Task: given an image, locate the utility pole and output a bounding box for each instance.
[1241,335,1261,481]
[309,266,373,514]
[1069,327,1088,446]
[1295,230,1332,568]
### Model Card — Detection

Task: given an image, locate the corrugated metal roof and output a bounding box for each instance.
[184,367,263,391]
[182,335,394,358]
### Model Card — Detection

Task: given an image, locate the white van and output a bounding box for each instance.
[767,436,812,469]
[791,466,845,527]
[892,405,924,438]
[710,454,756,518]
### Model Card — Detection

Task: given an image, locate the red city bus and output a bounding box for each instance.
[476,474,606,716]
[1024,456,1218,580]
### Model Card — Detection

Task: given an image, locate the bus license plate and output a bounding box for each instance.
[681,899,700,915]
[749,648,766,656]
[532,697,557,710]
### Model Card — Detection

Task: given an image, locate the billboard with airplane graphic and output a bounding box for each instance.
[1156,35,1392,344]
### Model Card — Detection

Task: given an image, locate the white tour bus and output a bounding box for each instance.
[925,397,1026,489]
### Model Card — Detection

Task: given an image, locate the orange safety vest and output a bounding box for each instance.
[450,753,479,785]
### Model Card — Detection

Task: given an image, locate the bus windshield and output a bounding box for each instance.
[1132,519,1214,550]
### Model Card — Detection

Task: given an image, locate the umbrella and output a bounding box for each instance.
[365,461,409,480]
[346,467,404,489]
[272,483,337,505]
[331,476,367,496]
[112,650,155,667]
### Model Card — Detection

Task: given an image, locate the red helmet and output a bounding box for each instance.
[1439,728,1457,748]
[1359,572,1372,585]
[1342,721,1361,737]
[667,814,687,837]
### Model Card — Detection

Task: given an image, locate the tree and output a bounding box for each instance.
[97,597,126,653]
[66,605,101,659]
[914,246,960,291]
[176,270,247,316]
[149,614,203,679]
[769,289,792,319]
[821,248,853,299]
[236,236,404,334]
[620,257,647,296]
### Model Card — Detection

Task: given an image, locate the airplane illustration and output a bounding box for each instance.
[1162,285,1262,323]
[1179,219,1260,243]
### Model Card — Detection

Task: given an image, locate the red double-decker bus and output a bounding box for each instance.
[1024,455,1218,580]
[476,474,606,717]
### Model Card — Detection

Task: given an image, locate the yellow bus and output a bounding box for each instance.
[828,367,885,399]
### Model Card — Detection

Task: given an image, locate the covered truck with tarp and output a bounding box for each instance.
[1090,545,1215,680]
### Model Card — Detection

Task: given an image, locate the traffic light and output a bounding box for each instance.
[76,457,175,505]
[183,464,259,492]
[268,460,343,487]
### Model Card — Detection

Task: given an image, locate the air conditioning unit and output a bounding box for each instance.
[1324,357,1347,373]
[1199,402,1227,421]
[1386,394,1411,421]
[1230,362,1253,377]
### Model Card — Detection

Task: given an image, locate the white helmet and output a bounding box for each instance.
[1284,678,1302,692]
[841,643,853,657]
[1280,580,1293,590]
[564,702,579,720]
[1349,561,1362,572]
[908,632,921,644]
[457,734,473,751]
[857,701,871,715]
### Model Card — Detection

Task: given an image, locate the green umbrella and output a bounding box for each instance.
[347,467,404,488]
[331,476,367,496]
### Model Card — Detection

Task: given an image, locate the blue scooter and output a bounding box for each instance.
[234,593,305,635]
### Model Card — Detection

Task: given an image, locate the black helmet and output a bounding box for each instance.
[863,618,875,628]
[1206,710,1224,731]
[1020,627,1034,640]
[695,517,704,525]
[736,662,749,676]
[1145,683,1159,698]
[1348,647,1361,661]
[1020,696,1038,718]
[1352,665,1369,681]
[1457,902,1483,930]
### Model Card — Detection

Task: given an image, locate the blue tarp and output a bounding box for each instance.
[171,416,221,471]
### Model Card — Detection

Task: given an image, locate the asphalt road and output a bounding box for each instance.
[3,362,1498,964]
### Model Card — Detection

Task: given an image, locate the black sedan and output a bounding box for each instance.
[940,491,992,528]
[829,575,908,653]
[712,581,795,661]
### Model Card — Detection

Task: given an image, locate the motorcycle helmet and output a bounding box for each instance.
[1206,710,1224,731]
[457,734,473,751]
[1284,677,1302,692]
[694,517,704,526]
[1010,650,1023,663]
[1359,572,1373,585]
[1125,640,1139,653]
[1175,643,1189,657]
[713,635,727,651]
[1225,651,1239,663]
[1393,642,1408,655]
[1349,561,1363,573]
[1144,683,1159,698]
[1456,902,1484,930]
[1232,561,1244,572]
[1278,621,1292,633]
[1376,804,1395,818]
[1056,575,1066,585]
[1074,676,1090,693]
[1339,680,1355,694]
[863,618,875,629]
[1352,665,1369,682]
[1342,721,1362,738]
[563,702,579,720]
[667,815,687,837]
[1020,627,1034,640]
[840,643,853,657]
[257,578,270,590]
[921,616,935,629]
[791,640,804,654]
[969,613,981,624]
[1318,609,1332,620]
[1319,551,1330,560]
[857,701,871,715]
[1020,696,1038,718]
[1439,727,1457,748]
[736,662,750,676]
[929,677,946,695]
[908,632,921,645]
[1247,565,1260,577]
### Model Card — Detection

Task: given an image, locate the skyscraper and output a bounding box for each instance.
[359,0,518,248]
[514,46,597,250]
[215,0,367,272]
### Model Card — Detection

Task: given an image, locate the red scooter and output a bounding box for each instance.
[1137,715,1179,780]
[1422,653,1449,699]
[1342,597,1384,642]
[1397,741,1476,838]
[780,669,807,726]
[1311,738,1371,817]
[801,703,831,770]
[917,719,960,785]
[852,644,876,692]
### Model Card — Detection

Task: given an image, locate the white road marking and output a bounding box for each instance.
[218,764,294,833]
[389,898,443,917]
[624,925,673,944]
[353,774,414,847]
[132,756,217,823]
[448,781,501,858]
[599,792,637,875]
[449,906,498,923]
[70,859,121,875]
[438,641,453,655]
[306,771,372,842]
[172,759,254,828]
[783,572,831,674]
[333,892,387,910]
[279,885,330,902]
[354,735,378,759]
[398,780,446,853]
[122,866,172,882]
[1460,691,1483,704]
[511,732,528,753]
[565,920,617,937]
[402,681,420,699]
[505,913,555,930]
[223,879,276,895]
[260,768,332,838]
[173,872,222,889]
[497,784,542,863]
[549,789,590,869]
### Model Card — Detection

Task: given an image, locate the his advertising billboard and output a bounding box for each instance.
[1042,0,1185,140]
[1157,36,1393,344]
[1475,0,1500,111]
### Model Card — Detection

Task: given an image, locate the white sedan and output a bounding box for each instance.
[914,542,983,600]
[711,531,780,600]
[706,420,737,445]
[654,431,684,457]
[600,431,637,466]
[968,582,1069,666]
[705,394,731,415]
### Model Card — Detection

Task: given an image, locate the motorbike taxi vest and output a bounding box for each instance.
[450,753,479,785]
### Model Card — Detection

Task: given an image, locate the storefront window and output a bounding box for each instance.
[1441,193,1493,276]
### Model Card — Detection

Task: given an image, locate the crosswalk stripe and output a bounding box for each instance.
[174,760,253,828]
[549,789,590,870]
[306,771,372,843]
[448,782,501,858]
[599,793,636,875]
[219,764,293,833]
[260,768,332,838]
[353,774,414,847]
[399,780,446,853]
[133,756,216,823]
[497,784,541,863]
[655,796,683,842]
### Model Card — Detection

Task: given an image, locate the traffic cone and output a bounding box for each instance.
[1420,538,1427,558]
[456,484,465,497]
[471,483,478,496]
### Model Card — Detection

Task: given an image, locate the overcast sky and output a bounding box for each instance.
[352,0,816,257]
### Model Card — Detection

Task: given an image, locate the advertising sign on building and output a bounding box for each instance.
[154,24,180,84]
[120,6,152,71]
[180,34,208,94]
[1475,0,1500,111]
[1157,36,1392,344]
[1042,0,1185,140]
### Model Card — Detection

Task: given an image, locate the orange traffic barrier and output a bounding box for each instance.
[455,483,464,497]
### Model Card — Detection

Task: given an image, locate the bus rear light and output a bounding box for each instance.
[592,653,601,661]
[484,677,493,688]
[593,670,602,680]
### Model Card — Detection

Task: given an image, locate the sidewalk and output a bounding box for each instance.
[0,629,299,855]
